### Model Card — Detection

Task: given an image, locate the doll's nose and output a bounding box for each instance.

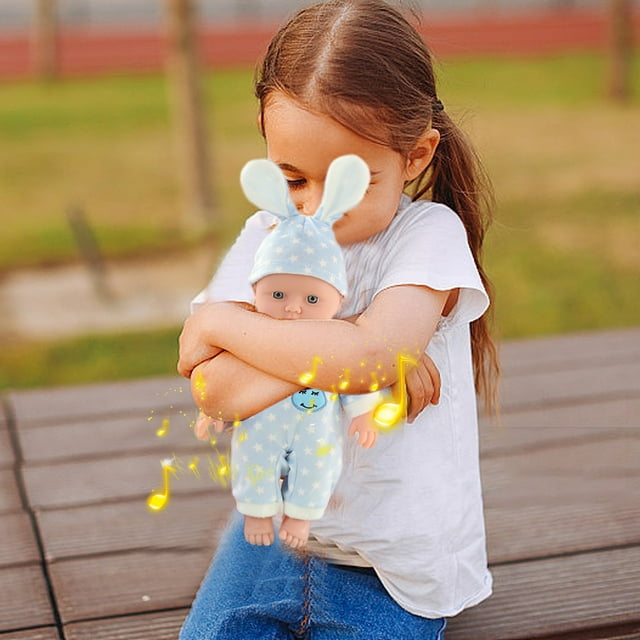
[285,300,302,314]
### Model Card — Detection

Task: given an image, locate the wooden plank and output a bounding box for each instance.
[49,548,212,623]
[446,547,640,640]
[498,327,640,375]
[0,565,54,631]
[8,376,188,426]
[486,502,640,564]
[0,511,41,567]
[0,469,22,514]
[0,429,14,469]
[37,493,234,561]
[64,610,187,640]
[481,435,640,509]
[18,409,207,464]
[498,359,640,412]
[22,450,226,509]
[480,397,638,456]
[481,433,639,564]
[480,397,640,453]
[0,629,60,640]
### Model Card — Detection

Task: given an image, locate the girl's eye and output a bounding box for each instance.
[287,178,306,191]
[272,291,284,299]
[307,295,319,304]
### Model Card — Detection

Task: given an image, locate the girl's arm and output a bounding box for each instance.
[190,352,300,421]
[179,284,450,395]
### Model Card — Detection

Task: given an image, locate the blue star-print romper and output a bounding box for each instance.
[231,388,382,520]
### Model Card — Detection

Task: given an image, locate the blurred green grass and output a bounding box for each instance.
[1,52,639,389]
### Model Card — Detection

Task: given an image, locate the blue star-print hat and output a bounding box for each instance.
[242,155,370,297]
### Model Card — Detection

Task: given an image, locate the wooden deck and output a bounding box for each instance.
[1,327,639,640]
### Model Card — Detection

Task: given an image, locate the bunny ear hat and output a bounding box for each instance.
[242,154,370,296]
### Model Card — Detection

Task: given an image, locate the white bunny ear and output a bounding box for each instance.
[240,159,293,220]
[315,155,370,224]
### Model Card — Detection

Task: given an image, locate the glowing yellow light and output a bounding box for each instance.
[188,456,200,478]
[194,370,207,401]
[338,369,351,391]
[299,356,323,386]
[146,459,176,512]
[372,353,417,432]
[316,444,334,456]
[155,418,170,437]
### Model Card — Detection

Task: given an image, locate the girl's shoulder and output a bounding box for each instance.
[394,196,466,237]
[370,196,468,256]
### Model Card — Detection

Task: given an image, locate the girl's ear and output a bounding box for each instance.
[405,128,440,181]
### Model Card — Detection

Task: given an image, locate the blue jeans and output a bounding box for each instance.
[180,512,447,639]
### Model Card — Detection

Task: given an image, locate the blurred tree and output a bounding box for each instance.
[33,0,58,81]
[607,0,633,101]
[166,0,215,230]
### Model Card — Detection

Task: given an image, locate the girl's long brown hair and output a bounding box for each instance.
[255,0,499,413]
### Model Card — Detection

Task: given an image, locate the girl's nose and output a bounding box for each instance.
[299,186,323,217]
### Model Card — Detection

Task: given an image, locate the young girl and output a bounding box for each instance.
[178,1,498,638]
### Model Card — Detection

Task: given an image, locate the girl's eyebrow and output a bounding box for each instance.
[276,162,302,174]
[276,161,379,179]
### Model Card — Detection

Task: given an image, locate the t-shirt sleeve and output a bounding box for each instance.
[190,210,276,312]
[374,204,489,326]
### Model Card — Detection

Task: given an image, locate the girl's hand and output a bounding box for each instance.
[405,352,441,424]
[177,303,231,378]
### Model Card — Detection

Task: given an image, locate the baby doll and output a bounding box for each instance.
[195,155,383,549]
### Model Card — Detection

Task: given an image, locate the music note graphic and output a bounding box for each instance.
[338,368,351,391]
[373,353,417,431]
[146,459,177,512]
[155,418,170,437]
[299,356,323,386]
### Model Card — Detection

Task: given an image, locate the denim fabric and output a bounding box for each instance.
[180,512,447,639]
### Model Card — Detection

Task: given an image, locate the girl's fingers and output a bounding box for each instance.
[406,354,441,423]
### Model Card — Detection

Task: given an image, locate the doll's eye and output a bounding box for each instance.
[307,295,319,304]
[272,291,284,299]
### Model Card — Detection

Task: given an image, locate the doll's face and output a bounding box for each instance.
[254,273,342,320]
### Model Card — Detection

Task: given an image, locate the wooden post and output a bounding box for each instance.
[33,0,58,81]
[165,0,215,230]
[607,0,633,102]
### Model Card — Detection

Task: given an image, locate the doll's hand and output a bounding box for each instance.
[195,411,227,440]
[194,411,214,440]
[348,413,378,449]
[405,352,441,424]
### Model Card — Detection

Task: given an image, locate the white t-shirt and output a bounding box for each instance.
[197,195,492,618]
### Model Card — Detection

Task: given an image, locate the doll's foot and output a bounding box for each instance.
[279,516,310,549]
[244,516,274,546]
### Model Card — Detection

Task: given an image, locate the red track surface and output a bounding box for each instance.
[0,8,638,79]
